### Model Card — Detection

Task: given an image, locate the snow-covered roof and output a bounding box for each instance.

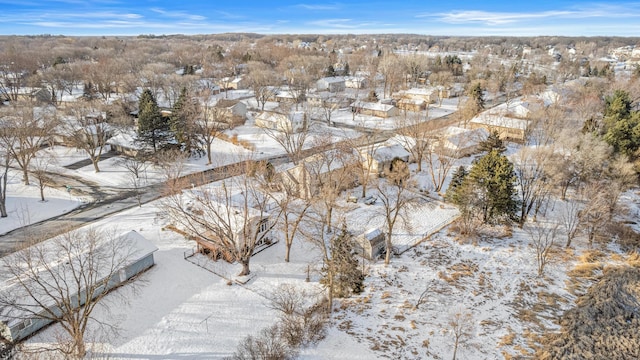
[441,126,489,149]
[372,143,411,162]
[351,101,396,112]
[0,230,157,328]
[470,114,530,130]
[317,76,345,84]
[107,131,143,149]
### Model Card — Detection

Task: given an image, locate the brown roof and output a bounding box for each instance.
[215,99,240,108]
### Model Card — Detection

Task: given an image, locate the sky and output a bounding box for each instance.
[1,0,640,37]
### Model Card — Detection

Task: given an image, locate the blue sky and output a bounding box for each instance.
[1,0,640,36]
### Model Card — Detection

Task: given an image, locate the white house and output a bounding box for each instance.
[316,77,346,93]
[351,101,399,118]
[433,126,489,158]
[254,111,307,133]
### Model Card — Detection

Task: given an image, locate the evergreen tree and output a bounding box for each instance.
[324,65,337,77]
[320,224,365,298]
[478,130,506,153]
[465,150,518,223]
[467,82,485,111]
[169,87,200,155]
[137,89,169,152]
[602,90,640,158]
[366,89,379,102]
[343,62,350,76]
[446,166,468,202]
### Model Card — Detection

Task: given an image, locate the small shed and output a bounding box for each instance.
[354,228,386,260]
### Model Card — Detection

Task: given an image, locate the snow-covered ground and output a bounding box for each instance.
[0,168,84,235]
[7,93,637,359]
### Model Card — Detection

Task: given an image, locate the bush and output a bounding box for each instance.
[228,324,297,360]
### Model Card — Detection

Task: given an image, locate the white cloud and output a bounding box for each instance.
[295,3,340,11]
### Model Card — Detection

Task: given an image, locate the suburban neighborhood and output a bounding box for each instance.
[0,4,639,359]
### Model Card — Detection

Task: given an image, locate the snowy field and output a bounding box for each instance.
[0,168,84,235]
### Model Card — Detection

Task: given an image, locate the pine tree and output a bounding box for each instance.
[169,87,200,155]
[320,224,365,299]
[325,65,337,77]
[467,82,485,111]
[343,62,350,76]
[137,89,169,153]
[446,166,468,202]
[478,130,506,153]
[466,150,518,223]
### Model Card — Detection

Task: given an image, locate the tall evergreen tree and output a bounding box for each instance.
[169,87,200,155]
[462,150,518,223]
[468,82,485,111]
[343,62,350,76]
[602,90,640,159]
[320,223,365,299]
[446,166,468,202]
[137,89,169,152]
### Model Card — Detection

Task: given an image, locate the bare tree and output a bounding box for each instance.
[0,228,141,358]
[579,181,610,248]
[62,102,112,173]
[195,90,223,165]
[246,61,279,111]
[560,197,582,248]
[0,101,57,185]
[513,146,551,228]
[526,223,559,276]
[378,53,403,98]
[30,149,56,202]
[162,160,274,276]
[304,140,358,231]
[0,43,39,102]
[448,309,474,360]
[426,138,458,193]
[262,108,311,165]
[118,155,149,207]
[374,163,418,265]
[0,147,11,217]
[254,161,311,263]
[396,111,432,173]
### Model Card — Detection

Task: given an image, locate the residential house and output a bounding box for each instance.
[186,199,274,259]
[277,149,359,199]
[396,98,427,112]
[52,113,113,147]
[350,101,399,118]
[217,76,247,91]
[0,230,157,343]
[107,131,145,157]
[14,88,51,104]
[214,99,247,128]
[344,76,368,89]
[307,92,352,109]
[316,77,346,93]
[274,90,299,104]
[362,143,411,176]
[254,111,307,133]
[469,114,530,143]
[393,87,439,104]
[432,126,489,158]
